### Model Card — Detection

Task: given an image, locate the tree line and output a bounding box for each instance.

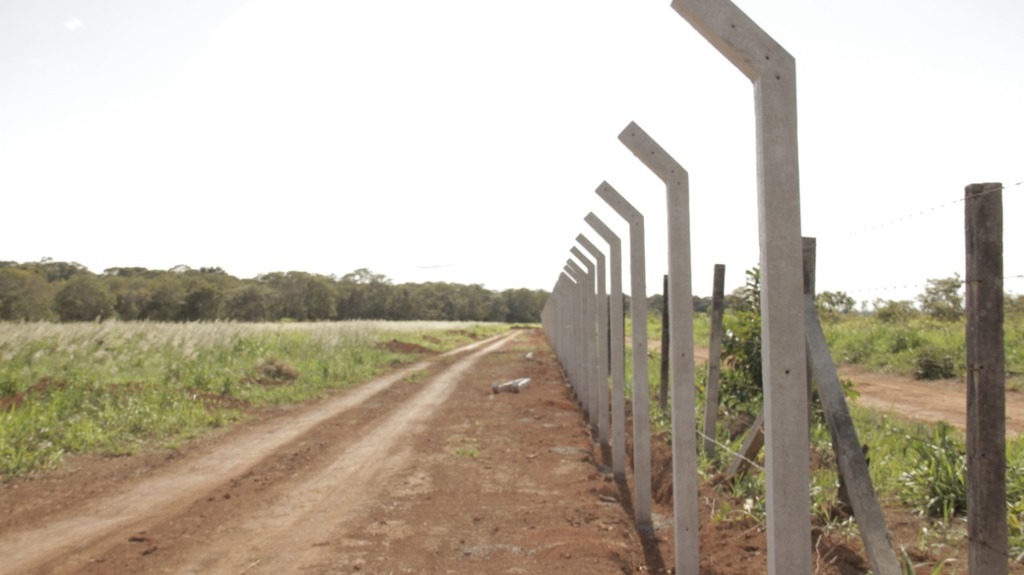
[0,260,549,324]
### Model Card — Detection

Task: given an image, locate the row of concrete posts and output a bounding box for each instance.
[542,0,811,573]
[541,1,1009,572]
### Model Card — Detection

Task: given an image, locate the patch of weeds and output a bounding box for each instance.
[898,421,966,521]
[448,434,480,459]
[247,358,300,386]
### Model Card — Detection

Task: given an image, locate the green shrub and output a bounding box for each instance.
[898,421,966,521]
[912,345,958,380]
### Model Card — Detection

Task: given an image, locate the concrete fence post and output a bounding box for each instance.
[578,233,611,446]
[670,2,811,571]
[571,247,600,435]
[585,212,628,477]
[596,181,653,530]
[565,261,588,413]
[618,121,699,574]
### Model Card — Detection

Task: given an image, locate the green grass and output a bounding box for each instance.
[602,308,1024,561]
[822,312,1024,388]
[0,320,507,478]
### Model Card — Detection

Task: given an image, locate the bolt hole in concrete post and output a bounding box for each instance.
[595,181,653,531]
[577,233,611,446]
[585,213,627,477]
[617,120,699,575]
[671,0,811,572]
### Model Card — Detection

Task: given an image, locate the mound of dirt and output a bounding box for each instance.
[379,339,435,355]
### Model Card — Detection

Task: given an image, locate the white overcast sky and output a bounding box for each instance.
[2,0,1022,302]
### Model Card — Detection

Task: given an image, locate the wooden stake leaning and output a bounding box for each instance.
[802,264,900,574]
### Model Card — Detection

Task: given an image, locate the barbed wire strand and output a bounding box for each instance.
[695,428,765,473]
[847,180,1023,237]
[824,274,1024,298]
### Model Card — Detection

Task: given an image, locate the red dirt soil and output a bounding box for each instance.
[1,331,1021,574]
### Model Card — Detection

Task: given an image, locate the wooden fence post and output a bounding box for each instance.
[703,264,726,456]
[659,274,670,413]
[965,182,1007,575]
[802,237,900,575]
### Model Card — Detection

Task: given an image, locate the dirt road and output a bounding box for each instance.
[5,330,1019,575]
[0,330,664,575]
[692,346,1024,435]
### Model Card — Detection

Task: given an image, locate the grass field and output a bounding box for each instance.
[0,320,507,478]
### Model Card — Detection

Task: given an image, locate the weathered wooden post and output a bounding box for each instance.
[659,274,670,413]
[596,181,654,530]
[571,246,600,434]
[671,2,811,571]
[578,233,611,446]
[965,182,1007,575]
[803,238,900,575]
[803,238,816,427]
[585,212,628,477]
[619,121,699,573]
[703,264,726,457]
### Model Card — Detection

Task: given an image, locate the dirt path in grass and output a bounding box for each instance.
[10,328,1011,575]
[0,330,682,575]
[693,346,1024,435]
[836,365,1024,435]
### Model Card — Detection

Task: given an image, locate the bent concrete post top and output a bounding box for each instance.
[576,234,604,265]
[670,1,808,573]
[618,122,688,186]
[565,259,585,278]
[596,181,643,226]
[670,0,793,82]
[585,212,620,247]
[562,266,579,282]
[570,246,594,272]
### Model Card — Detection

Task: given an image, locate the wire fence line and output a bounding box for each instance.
[847,180,1021,236]
[695,428,765,473]
[822,274,1024,300]
[807,179,1023,299]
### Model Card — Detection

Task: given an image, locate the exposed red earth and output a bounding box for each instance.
[2,330,1022,574]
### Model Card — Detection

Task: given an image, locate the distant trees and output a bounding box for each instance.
[917,274,964,321]
[54,275,116,321]
[815,290,856,322]
[0,267,54,321]
[4,258,980,328]
[0,260,548,324]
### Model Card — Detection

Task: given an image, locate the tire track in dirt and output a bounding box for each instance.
[0,333,516,575]
[165,332,518,574]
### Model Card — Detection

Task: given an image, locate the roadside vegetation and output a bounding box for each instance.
[640,268,1024,570]
[0,321,506,479]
